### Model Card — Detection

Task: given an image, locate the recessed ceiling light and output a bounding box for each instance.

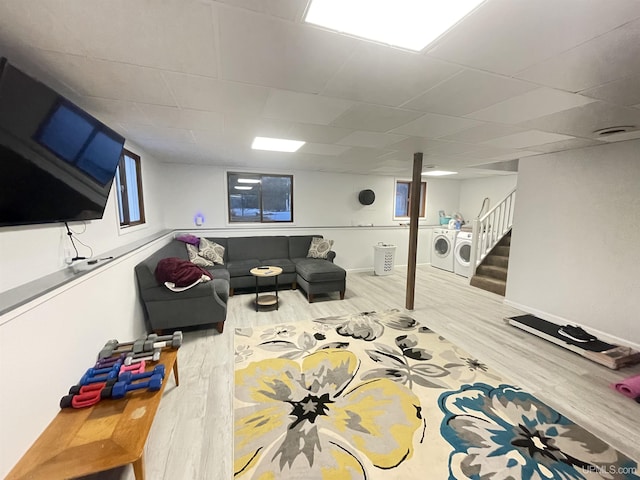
[237,178,261,184]
[304,0,484,51]
[234,186,253,190]
[251,137,305,152]
[422,170,458,176]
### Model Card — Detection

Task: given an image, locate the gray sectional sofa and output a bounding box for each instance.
[135,235,346,333]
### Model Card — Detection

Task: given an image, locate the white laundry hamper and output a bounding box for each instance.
[373,243,397,276]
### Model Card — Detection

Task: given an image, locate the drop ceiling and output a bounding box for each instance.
[1,0,639,179]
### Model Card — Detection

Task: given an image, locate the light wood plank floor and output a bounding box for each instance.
[84,265,640,479]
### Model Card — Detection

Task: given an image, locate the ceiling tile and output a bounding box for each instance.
[337,131,406,148]
[330,104,423,132]
[55,0,218,77]
[391,113,483,138]
[119,124,196,143]
[299,143,351,156]
[519,101,640,138]
[214,0,304,21]
[0,2,86,55]
[163,73,270,114]
[387,137,477,156]
[135,105,225,131]
[440,123,528,143]
[526,137,605,153]
[426,0,640,75]
[402,69,537,115]
[217,6,357,93]
[286,123,355,144]
[466,88,596,124]
[262,90,353,125]
[79,97,151,126]
[322,43,461,107]
[42,55,178,106]
[482,130,575,149]
[581,75,640,106]
[516,19,640,92]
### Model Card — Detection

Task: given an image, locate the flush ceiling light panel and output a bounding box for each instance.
[422,170,457,176]
[252,137,306,152]
[304,0,484,51]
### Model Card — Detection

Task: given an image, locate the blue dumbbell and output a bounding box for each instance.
[111,374,163,399]
[118,364,165,384]
[79,363,122,386]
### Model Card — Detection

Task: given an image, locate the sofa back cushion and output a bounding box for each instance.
[288,235,323,259]
[227,236,289,261]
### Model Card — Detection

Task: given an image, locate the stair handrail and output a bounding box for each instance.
[470,188,516,276]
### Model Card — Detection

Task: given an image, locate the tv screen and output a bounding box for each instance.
[0,57,125,227]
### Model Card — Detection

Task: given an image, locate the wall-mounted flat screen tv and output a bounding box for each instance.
[0,57,126,227]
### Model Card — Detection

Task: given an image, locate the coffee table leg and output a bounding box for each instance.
[275,275,279,310]
[255,276,258,312]
[132,452,145,480]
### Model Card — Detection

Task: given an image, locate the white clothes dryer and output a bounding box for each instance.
[431,228,457,272]
[454,231,473,277]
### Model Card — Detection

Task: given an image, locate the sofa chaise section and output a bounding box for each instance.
[135,241,229,334]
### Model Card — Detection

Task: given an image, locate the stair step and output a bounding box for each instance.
[500,235,511,246]
[476,264,508,281]
[484,255,509,268]
[470,275,506,296]
[492,245,510,257]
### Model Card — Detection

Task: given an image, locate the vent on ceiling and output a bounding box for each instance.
[593,125,640,142]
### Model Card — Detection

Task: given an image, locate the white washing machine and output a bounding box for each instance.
[431,228,457,272]
[454,231,473,277]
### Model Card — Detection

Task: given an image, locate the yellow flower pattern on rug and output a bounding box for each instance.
[235,349,422,478]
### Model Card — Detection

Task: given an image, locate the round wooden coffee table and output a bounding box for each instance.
[250,266,283,311]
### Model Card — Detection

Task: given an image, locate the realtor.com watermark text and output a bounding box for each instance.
[582,466,637,475]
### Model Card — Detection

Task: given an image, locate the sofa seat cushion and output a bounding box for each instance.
[205,266,230,282]
[226,259,260,277]
[260,258,296,274]
[294,258,346,282]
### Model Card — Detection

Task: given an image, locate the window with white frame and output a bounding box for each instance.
[394,180,426,218]
[115,149,145,227]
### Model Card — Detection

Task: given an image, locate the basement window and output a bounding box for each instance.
[115,149,145,228]
[227,172,293,223]
[394,180,426,219]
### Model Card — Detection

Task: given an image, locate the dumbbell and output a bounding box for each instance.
[79,364,121,386]
[111,374,163,399]
[68,377,117,396]
[143,331,183,351]
[118,365,165,384]
[119,360,146,375]
[94,353,126,369]
[123,349,160,366]
[98,337,146,359]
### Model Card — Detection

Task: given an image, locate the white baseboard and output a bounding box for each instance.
[503,299,640,352]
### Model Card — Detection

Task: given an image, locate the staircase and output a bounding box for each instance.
[470,231,511,296]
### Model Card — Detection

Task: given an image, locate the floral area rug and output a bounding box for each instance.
[234,310,639,479]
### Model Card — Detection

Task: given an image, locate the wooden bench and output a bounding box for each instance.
[6,349,179,480]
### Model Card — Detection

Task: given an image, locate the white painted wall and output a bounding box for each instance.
[0,234,174,478]
[159,165,462,269]
[458,174,518,222]
[0,142,166,293]
[506,140,640,346]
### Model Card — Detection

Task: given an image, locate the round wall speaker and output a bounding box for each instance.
[358,189,375,205]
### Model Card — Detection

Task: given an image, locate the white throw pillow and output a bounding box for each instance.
[186,243,213,267]
[199,237,225,265]
[307,237,334,259]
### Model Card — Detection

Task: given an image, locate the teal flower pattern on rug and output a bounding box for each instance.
[439,383,640,480]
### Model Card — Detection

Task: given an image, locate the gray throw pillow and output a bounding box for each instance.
[199,237,225,265]
[307,237,334,259]
[186,243,214,267]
